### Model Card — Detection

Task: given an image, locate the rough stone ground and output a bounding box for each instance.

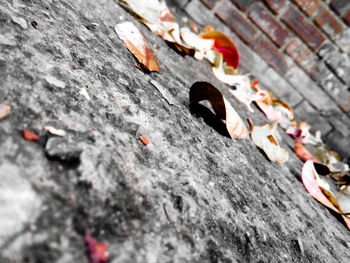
[0,0,350,262]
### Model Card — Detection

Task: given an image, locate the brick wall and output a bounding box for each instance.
[177,0,350,159]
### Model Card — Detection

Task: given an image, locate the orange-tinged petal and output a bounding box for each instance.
[200,31,239,69]
[115,22,160,72]
[294,139,318,162]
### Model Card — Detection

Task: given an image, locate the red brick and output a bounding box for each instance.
[292,0,322,16]
[215,2,259,45]
[264,0,287,14]
[230,0,257,11]
[330,0,350,15]
[344,9,350,26]
[249,3,289,47]
[314,8,344,40]
[282,7,325,51]
[285,38,317,72]
[201,0,217,9]
[254,38,288,75]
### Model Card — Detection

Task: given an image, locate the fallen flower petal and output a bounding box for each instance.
[286,126,302,139]
[250,81,286,123]
[115,21,160,72]
[272,100,294,128]
[44,126,66,137]
[255,101,285,123]
[302,160,338,212]
[84,234,108,263]
[121,0,183,48]
[228,75,258,112]
[272,100,294,120]
[251,122,289,163]
[180,27,214,60]
[294,139,319,162]
[211,56,256,112]
[23,130,39,141]
[0,104,11,120]
[190,81,248,139]
[139,136,150,145]
[298,122,323,145]
[200,31,239,69]
[301,160,350,229]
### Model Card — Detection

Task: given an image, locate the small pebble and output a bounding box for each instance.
[0,34,16,46]
[45,76,66,89]
[45,137,82,162]
[12,16,28,29]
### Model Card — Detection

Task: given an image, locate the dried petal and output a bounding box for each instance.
[190,81,248,139]
[121,0,172,31]
[301,160,350,229]
[115,22,160,72]
[251,82,286,123]
[251,122,289,163]
[302,160,338,212]
[294,139,318,162]
[23,130,39,141]
[0,104,11,120]
[44,126,66,137]
[255,101,285,123]
[286,126,302,139]
[180,27,214,60]
[139,136,150,145]
[294,122,323,145]
[272,100,294,120]
[200,31,239,69]
[84,234,108,263]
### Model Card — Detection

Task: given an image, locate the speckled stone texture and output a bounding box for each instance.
[0,0,349,262]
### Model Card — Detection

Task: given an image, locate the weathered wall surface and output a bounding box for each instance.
[182,0,350,159]
[0,0,350,262]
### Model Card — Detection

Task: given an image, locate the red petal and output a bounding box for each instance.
[200,31,239,69]
[84,234,108,263]
[23,130,39,141]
